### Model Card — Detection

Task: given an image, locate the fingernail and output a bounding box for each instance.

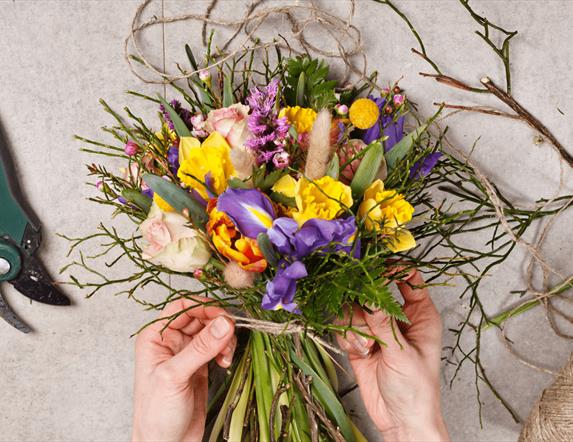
[222,355,233,367]
[350,333,370,358]
[210,317,231,339]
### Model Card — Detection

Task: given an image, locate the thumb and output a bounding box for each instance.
[163,316,235,382]
[363,309,407,353]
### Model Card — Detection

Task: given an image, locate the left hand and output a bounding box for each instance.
[131,297,237,442]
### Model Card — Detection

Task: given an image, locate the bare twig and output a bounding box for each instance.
[434,102,522,120]
[481,76,573,168]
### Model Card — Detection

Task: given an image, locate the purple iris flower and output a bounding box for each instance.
[261,260,307,313]
[217,187,276,239]
[268,217,360,259]
[409,152,442,179]
[362,95,405,152]
[262,216,360,312]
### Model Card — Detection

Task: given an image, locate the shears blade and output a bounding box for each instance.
[0,292,32,333]
[9,253,70,306]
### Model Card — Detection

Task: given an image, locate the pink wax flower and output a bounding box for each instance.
[339,138,367,183]
[124,140,139,156]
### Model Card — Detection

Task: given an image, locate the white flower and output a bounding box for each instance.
[205,103,251,149]
[139,203,211,272]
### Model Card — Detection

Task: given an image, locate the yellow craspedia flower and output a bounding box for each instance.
[155,123,177,145]
[279,106,317,133]
[177,132,235,200]
[349,98,380,129]
[358,179,416,252]
[293,176,353,226]
[153,193,175,212]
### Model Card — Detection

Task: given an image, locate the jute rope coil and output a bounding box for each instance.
[520,352,573,442]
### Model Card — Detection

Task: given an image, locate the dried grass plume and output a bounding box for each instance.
[304,108,332,180]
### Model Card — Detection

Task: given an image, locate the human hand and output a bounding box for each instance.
[131,297,236,442]
[336,270,449,442]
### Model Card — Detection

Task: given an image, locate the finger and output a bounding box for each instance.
[161,316,235,382]
[363,309,407,353]
[216,335,237,368]
[178,318,204,337]
[335,306,375,358]
[186,365,209,440]
[162,297,229,331]
[397,270,442,347]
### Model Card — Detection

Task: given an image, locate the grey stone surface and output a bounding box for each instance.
[0,0,572,441]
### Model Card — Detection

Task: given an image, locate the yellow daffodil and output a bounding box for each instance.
[349,98,379,130]
[279,106,317,133]
[271,175,298,198]
[358,179,416,252]
[293,176,353,226]
[177,132,235,200]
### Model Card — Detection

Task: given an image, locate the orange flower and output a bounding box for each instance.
[207,200,267,273]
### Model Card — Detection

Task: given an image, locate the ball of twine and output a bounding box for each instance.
[520,352,573,442]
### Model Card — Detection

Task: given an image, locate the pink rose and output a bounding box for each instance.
[205,104,251,148]
[139,203,211,272]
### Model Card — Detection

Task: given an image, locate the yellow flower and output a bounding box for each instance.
[177,132,235,200]
[358,179,416,252]
[349,98,379,129]
[155,123,177,145]
[293,176,353,226]
[279,106,317,133]
[271,175,297,199]
[153,193,175,212]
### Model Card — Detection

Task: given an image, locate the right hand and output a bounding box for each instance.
[336,270,449,442]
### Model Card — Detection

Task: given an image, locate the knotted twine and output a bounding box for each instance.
[125,0,573,431]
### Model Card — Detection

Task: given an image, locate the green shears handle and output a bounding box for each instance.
[0,147,35,247]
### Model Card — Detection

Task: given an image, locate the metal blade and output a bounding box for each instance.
[0,290,32,333]
[9,253,70,306]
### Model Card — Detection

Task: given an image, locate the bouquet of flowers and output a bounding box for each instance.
[67,38,566,440]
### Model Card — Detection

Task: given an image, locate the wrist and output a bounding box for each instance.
[381,416,449,442]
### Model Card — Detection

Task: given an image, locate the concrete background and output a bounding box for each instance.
[1,0,573,440]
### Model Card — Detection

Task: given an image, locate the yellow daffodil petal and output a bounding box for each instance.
[153,193,175,212]
[271,175,298,198]
[387,229,416,253]
[179,136,201,163]
[293,176,353,226]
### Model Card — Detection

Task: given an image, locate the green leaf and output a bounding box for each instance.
[257,233,278,267]
[350,141,384,197]
[296,71,306,106]
[261,169,285,191]
[361,283,409,323]
[185,44,198,71]
[142,174,207,227]
[222,75,235,107]
[385,124,428,170]
[290,350,357,442]
[227,177,251,189]
[120,189,152,213]
[269,191,296,207]
[326,153,340,179]
[157,96,192,137]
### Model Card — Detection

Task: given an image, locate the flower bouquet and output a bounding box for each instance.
[66,38,565,440]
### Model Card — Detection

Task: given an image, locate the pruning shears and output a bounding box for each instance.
[0,122,70,333]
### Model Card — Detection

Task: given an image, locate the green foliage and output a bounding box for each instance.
[142,174,208,227]
[283,56,337,109]
[350,141,385,197]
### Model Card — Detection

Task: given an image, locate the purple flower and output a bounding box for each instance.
[268,216,360,259]
[217,188,276,239]
[261,260,307,312]
[362,95,405,152]
[160,100,193,131]
[409,152,442,179]
[245,79,290,166]
[167,146,179,174]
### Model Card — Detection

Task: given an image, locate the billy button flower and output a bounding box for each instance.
[348,97,380,130]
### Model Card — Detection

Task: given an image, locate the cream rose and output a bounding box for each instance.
[139,203,211,272]
[205,103,251,149]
